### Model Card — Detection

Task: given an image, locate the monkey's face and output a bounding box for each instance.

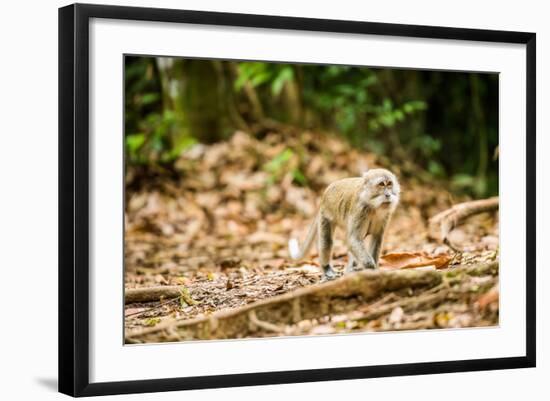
[361,169,400,209]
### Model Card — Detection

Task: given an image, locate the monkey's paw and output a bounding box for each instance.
[345,261,361,274]
[362,259,376,270]
[321,265,337,282]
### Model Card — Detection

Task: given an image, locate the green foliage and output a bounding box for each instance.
[235,62,294,95]
[427,160,445,177]
[409,134,441,158]
[271,67,294,96]
[179,287,198,308]
[125,56,499,197]
[301,66,428,152]
[368,99,427,132]
[263,148,294,185]
[291,168,307,186]
[140,93,160,105]
[125,109,196,164]
[125,57,196,164]
[264,148,294,174]
[303,66,378,144]
[144,317,161,326]
[126,133,146,156]
[451,174,488,197]
[263,148,307,186]
[125,57,161,136]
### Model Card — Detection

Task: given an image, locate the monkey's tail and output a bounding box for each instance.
[288,214,318,260]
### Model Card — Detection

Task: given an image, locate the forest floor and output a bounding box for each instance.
[124,130,499,343]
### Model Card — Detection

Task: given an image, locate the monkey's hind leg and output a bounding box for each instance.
[318,216,337,281]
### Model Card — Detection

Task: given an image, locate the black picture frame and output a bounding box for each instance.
[59,3,536,397]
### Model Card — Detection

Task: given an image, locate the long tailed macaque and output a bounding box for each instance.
[288,168,400,281]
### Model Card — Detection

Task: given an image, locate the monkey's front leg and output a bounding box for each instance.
[367,220,389,268]
[318,216,337,281]
[347,217,376,271]
[348,236,375,270]
[367,233,383,268]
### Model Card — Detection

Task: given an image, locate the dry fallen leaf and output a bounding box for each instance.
[477,284,499,309]
[124,308,146,317]
[388,306,404,324]
[248,231,287,245]
[379,251,452,270]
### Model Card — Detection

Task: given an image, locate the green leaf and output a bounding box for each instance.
[428,160,445,177]
[379,113,395,127]
[250,71,272,87]
[403,100,427,113]
[234,73,249,91]
[473,177,487,196]
[126,133,146,153]
[291,168,307,185]
[140,93,159,105]
[144,317,161,326]
[271,67,294,96]
[170,136,197,159]
[451,174,476,189]
[264,149,294,174]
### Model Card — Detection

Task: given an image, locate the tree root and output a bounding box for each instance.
[429,197,499,250]
[126,268,444,343]
[125,262,497,343]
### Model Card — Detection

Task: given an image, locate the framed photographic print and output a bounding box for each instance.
[58,3,536,397]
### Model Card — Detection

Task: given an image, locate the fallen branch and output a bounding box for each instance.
[430,197,499,250]
[125,297,180,318]
[125,285,189,304]
[125,268,443,343]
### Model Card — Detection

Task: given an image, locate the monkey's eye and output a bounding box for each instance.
[377,182,385,188]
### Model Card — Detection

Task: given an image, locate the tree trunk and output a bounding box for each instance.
[156,58,247,144]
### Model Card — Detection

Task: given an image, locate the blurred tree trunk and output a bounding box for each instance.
[470,74,488,195]
[156,58,176,112]
[275,65,303,126]
[282,80,303,125]
[156,58,247,144]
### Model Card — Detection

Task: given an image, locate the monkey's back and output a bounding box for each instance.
[321,177,363,224]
